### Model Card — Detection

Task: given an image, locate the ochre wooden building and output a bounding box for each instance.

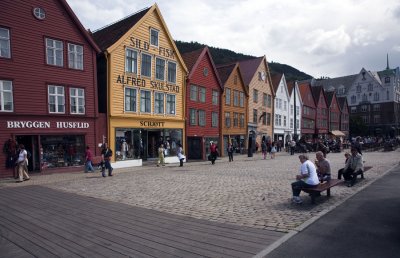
[93,4,187,167]
[217,63,248,156]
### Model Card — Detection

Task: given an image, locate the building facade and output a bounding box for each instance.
[181,47,222,160]
[298,82,316,139]
[288,81,302,140]
[92,4,188,167]
[271,74,291,143]
[338,97,350,136]
[0,0,104,177]
[312,86,329,138]
[325,91,341,132]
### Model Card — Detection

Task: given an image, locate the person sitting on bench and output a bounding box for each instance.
[315,151,331,183]
[343,147,364,187]
[337,152,351,180]
[291,154,320,204]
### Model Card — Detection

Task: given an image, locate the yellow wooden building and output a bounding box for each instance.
[93,4,188,167]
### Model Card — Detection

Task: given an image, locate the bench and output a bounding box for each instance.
[301,179,342,204]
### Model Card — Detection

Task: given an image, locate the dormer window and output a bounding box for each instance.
[150,28,159,47]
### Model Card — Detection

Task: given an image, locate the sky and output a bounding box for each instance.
[67,0,400,79]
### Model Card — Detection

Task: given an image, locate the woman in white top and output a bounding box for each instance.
[291,154,320,203]
[16,144,30,183]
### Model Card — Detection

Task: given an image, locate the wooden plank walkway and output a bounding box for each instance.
[0,186,284,258]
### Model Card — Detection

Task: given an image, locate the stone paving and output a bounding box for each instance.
[2,149,399,233]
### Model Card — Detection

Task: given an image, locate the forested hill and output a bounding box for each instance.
[175,40,312,82]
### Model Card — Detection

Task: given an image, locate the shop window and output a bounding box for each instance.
[167,61,176,84]
[0,27,11,58]
[212,90,219,105]
[124,87,137,112]
[70,88,85,114]
[198,110,206,126]
[212,112,218,127]
[150,28,159,47]
[155,57,165,80]
[41,135,85,168]
[0,80,13,111]
[154,92,164,114]
[166,94,175,115]
[115,128,142,160]
[48,85,65,113]
[68,43,83,70]
[141,53,152,77]
[125,48,137,73]
[140,90,151,113]
[46,38,63,66]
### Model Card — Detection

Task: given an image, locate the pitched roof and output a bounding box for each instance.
[286,80,295,95]
[314,74,357,94]
[92,7,150,51]
[337,96,347,111]
[311,85,323,104]
[270,74,283,92]
[238,57,263,86]
[216,63,237,86]
[325,91,335,107]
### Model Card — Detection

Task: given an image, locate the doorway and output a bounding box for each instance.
[147,130,161,159]
[187,137,202,159]
[15,135,40,172]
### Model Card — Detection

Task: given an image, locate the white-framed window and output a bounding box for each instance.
[154,92,164,114]
[125,48,137,74]
[199,87,206,103]
[167,61,176,84]
[0,27,11,58]
[198,110,206,126]
[33,7,46,20]
[233,90,239,106]
[124,87,137,112]
[225,88,231,105]
[212,112,218,127]
[225,112,231,127]
[190,85,198,101]
[46,38,63,66]
[368,83,373,91]
[68,43,83,70]
[155,57,165,81]
[150,28,159,47]
[140,90,151,113]
[212,90,219,105]
[48,85,65,113]
[290,118,293,129]
[0,80,13,111]
[166,94,175,115]
[373,92,379,101]
[296,106,299,115]
[141,53,152,77]
[291,104,294,115]
[351,106,357,113]
[239,92,244,107]
[361,105,368,112]
[189,109,197,125]
[283,116,287,127]
[70,88,85,114]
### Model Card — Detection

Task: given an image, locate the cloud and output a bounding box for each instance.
[393,5,400,19]
[303,26,352,56]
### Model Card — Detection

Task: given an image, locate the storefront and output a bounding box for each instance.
[223,135,246,156]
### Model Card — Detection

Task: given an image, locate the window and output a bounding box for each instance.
[351,106,357,113]
[189,109,197,125]
[46,38,63,66]
[284,101,287,111]
[68,43,83,70]
[225,112,231,127]
[373,104,380,111]
[278,99,282,109]
[253,89,258,103]
[283,116,287,127]
[0,28,11,58]
[291,104,294,115]
[168,62,176,84]
[362,116,369,124]
[124,87,137,112]
[199,87,206,102]
[290,118,293,129]
[373,92,379,101]
[373,115,380,123]
[356,84,361,93]
[266,113,271,126]
[239,92,244,107]
[48,85,65,113]
[267,94,272,108]
[198,110,206,126]
[361,105,368,112]
[33,7,46,20]
[262,112,266,125]
[225,88,231,105]
[154,92,164,114]
[141,53,152,77]
[212,90,219,105]
[351,95,356,104]
[70,88,85,114]
[233,90,239,106]
[140,90,151,113]
[233,112,238,127]
[155,58,165,80]
[362,94,367,101]
[125,48,137,73]
[0,80,13,111]
[368,83,373,91]
[190,85,197,101]
[212,112,218,127]
[239,113,244,128]
[150,28,159,47]
[253,109,257,123]
[275,114,281,126]
[166,94,175,114]
[263,93,267,107]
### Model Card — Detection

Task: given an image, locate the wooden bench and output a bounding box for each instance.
[301,179,342,204]
[354,165,372,179]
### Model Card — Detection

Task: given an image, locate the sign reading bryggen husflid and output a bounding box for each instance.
[92,4,187,166]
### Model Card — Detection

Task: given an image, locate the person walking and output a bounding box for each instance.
[101,143,113,177]
[261,141,267,159]
[210,141,218,165]
[176,143,185,167]
[157,144,165,167]
[227,142,234,162]
[84,145,95,173]
[16,144,30,183]
[290,139,296,155]
[270,142,277,159]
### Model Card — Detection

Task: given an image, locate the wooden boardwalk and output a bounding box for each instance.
[0,186,284,258]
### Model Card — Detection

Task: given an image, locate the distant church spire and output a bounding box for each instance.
[386,53,390,70]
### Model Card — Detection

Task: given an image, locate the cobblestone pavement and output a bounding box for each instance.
[2,150,399,233]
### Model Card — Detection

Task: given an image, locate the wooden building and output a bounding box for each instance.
[311,86,329,138]
[216,63,248,156]
[298,81,317,139]
[92,4,188,167]
[0,0,104,177]
[337,97,350,136]
[325,91,341,133]
[181,47,222,160]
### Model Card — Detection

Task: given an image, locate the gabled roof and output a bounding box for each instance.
[181,47,222,89]
[92,7,150,51]
[238,57,264,86]
[314,74,357,94]
[298,81,316,108]
[337,96,348,112]
[271,74,283,93]
[216,63,236,86]
[311,85,324,105]
[286,80,295,96]
[60,0,100,53]
[325,91,335,107]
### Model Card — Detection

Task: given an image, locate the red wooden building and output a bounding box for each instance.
[311,86,329,138]
[325,91,341,132]
[181,47,222,160]
[338,96,350,136]
[0,0,105,177]
[298,81,317,139]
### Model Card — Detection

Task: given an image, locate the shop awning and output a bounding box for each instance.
[330,130,346,137]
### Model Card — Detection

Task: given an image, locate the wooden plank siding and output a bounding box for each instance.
[298,82,317,136]
[0,185,284,257]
